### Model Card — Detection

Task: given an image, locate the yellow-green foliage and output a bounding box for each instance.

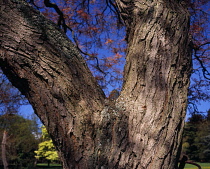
[35,126,58,161]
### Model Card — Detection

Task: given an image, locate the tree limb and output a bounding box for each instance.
[193,42,210,80]
[44,0,67,33]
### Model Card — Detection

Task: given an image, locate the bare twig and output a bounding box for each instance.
[44,0,67,33]
[193,42,210,80]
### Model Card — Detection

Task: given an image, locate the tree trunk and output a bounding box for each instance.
[0,0,192,168]
[115,1,192,168]
[2,130,8,169]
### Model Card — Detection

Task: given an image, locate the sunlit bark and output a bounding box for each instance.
[115,0,192,168]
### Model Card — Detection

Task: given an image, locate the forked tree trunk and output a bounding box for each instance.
[2,130,8,169]
[0,0,192,168]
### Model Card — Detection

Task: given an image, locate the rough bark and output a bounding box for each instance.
[115,0,192,168]
[0,0,106,168]
[0,0,192,168]
[1,130,8,169]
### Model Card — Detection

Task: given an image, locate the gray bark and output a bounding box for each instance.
[0,0,192,168]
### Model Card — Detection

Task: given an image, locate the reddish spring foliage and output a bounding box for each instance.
[77,9,90,20]
[105,39,114,44]
[189,0,210,46]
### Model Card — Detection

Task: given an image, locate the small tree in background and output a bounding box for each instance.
[35,126,59,166]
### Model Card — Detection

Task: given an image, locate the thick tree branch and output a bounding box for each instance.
[0,2,106,167]
[0,0,105,107]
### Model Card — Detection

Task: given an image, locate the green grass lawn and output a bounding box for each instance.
[2,162,210,169]
[36,163,62,169]
[37,162,210,169]
[36,163,210,169]
[0,163,62,169]
[184,163,210,169]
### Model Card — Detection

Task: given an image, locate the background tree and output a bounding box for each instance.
[182,114,204,161]
[0,114,40,168]
[0,69,30,168]
[182,110,210,162]
[0,0,209,168]
[35,126,59,166]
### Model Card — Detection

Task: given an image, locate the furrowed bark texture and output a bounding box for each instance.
[0,0,106,168]
[0,0,129,168]
[0,0,192,168]
[115,0,192,168]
